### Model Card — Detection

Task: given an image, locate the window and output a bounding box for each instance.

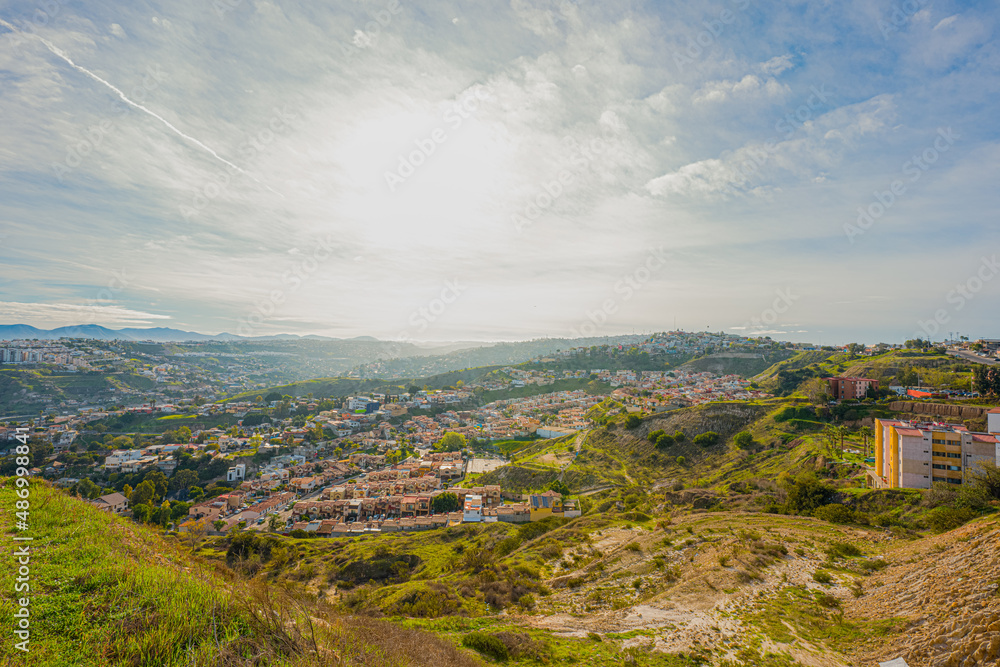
[932,476,947,483]
[947,452,962,459]
[932,464,946,470]
[947,478,962,485]
[948,465,961,472]
[932,438,947,445]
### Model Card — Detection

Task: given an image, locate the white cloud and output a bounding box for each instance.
[0,302,170,327]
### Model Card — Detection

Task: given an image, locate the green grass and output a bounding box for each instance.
[0,480,483,667]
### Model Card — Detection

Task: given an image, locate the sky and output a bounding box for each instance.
[0,0,998,345]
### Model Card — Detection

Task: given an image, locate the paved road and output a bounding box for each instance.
[947,350,999,366]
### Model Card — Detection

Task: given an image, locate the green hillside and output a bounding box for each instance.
[0,479,482,667]
[754,349,976,396]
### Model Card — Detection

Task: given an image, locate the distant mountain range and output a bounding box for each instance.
[0,324,355,343]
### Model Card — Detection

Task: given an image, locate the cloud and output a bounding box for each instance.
[0,302,170,327]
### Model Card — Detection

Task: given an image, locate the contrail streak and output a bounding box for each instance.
[0,18,284,199]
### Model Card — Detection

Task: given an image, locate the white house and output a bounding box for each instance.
[227,463,246,483]
[462,494,483,523]
[104,449,143,471]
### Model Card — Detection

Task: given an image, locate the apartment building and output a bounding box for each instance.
[825,377,878,400]
[869,418,1000,490]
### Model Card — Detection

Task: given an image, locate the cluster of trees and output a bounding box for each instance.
[436,432,466,452]
[972,365,1000,397]
[647,429,685,449]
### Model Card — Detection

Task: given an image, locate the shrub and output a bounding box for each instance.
[925,506,977,532]
[673,430,686,443]
[655,433,675,449]
[462,632,509,661]
[624,542,641,552]
[824,541,862,559]
[812,570,833,584]
[494,631,549,660]
[494,536,521,558]
[732,431,755,449]
[693,431,720,447]
[813,504,855,524]
[676,456,686,466]
[647,430,665,443]
[857,558,888,573]
[625,415,642,429]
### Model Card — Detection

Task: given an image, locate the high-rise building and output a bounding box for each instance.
[869,418,999,489]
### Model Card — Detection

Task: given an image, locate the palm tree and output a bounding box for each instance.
[859,426,874,457]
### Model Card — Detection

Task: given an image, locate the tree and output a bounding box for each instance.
[624,414,642,429]
[548,480,570,496]
[732,431,755,449]
[76,477,101,500]
[437,432,467,452]
[783,471,833,514]
[188,486,204,501]
[182,519,208,548]
[655,433,675,449]
[267,514,283,532]
[213,519,226,532]
[132,504,154,523]
[144,470,168,500]
[432,492,461,513]
[647,429,665,443]
[170,469,199,495]
[111,436,134,450]
[858,427,874,456]
[159,500,171,527]
[130,480,156,507]
[122,483,133,500]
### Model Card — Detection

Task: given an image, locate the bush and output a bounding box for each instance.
[693,431,720,447]
[812,570,833,584]
[824,541,862,559]
[732,431,755,449]
[462,632,509,661]
[655,433,675,449]
[676,456,686,466]
[925,506,976,532]
[624,415,642,429]
[813,504,855,524]
[647,430,665,443]
[673,430,686,443]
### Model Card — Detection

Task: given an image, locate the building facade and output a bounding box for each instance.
[869,418,999,490]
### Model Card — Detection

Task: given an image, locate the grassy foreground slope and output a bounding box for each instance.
[0,479,481,667]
